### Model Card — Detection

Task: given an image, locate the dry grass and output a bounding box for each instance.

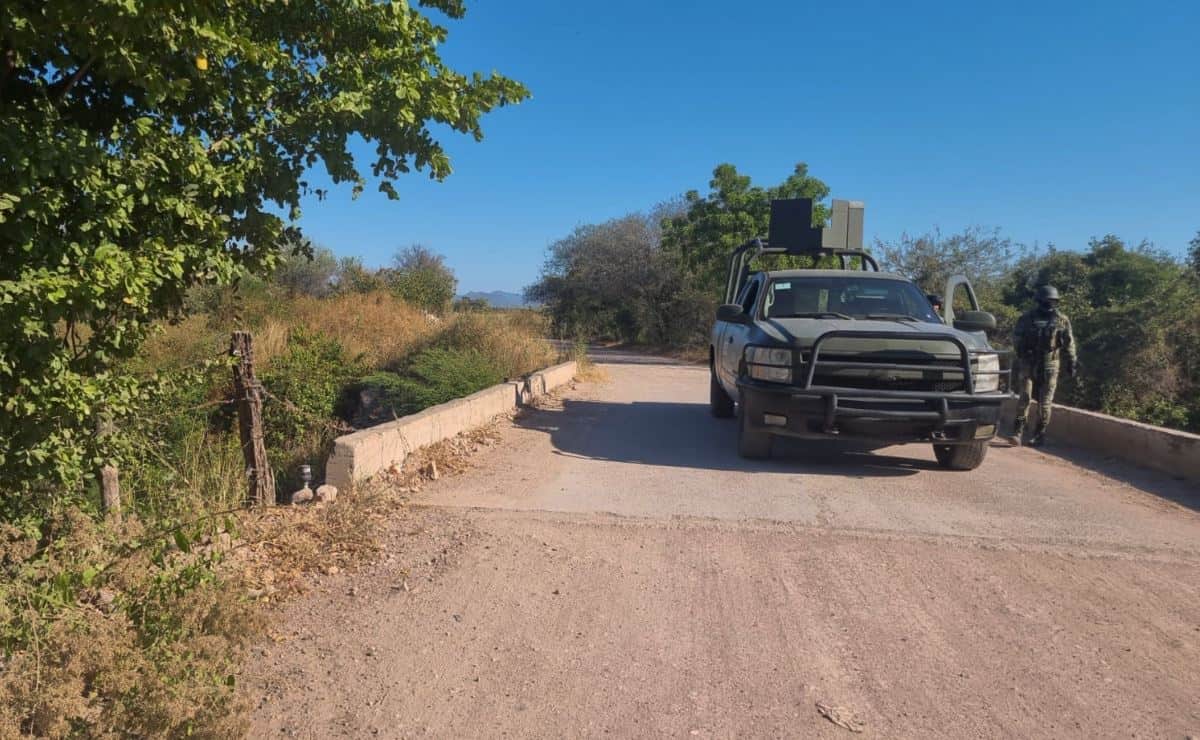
[142,290,442,373]
[283,291,441,369]
[0,509,262,739]
[223,419,507,605]
[439,311,557,379]
[0,415,505,739]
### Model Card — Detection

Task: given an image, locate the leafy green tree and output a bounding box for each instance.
[273,241,339,297]
[876,226,1018,295]
[526,203,709,344]
[1001,237,1200,431]
[334,256,385,295]
[0,1,526,494]
[387,245,457,313]
[661,163,831,294]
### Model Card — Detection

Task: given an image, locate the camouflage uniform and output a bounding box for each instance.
[1012,307,1077,439]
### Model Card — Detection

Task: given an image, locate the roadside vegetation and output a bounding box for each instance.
[529,163,1200,433]
[1,1,536,736]
[1,248,555,736]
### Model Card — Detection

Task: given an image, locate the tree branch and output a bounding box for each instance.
[55,55,96,106]
[0,48,14,100]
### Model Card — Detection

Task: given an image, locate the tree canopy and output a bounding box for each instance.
[876,226,1018,296]
[530,163,833,346]
[1,0,527,491]
[387,244,458,313]
[661,163,830,293]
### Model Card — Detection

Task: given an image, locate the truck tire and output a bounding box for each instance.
[710,369,735,418]
[933,440,989,470]
[737,392,772,459]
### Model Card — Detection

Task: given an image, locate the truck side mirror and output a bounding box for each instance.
[716,303,749,324]
[953,310,996,333]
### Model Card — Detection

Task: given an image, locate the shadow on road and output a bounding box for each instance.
[518,399,938,477]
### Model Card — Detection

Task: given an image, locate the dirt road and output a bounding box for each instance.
[249,353,1200,738]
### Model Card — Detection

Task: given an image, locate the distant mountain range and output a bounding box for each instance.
[457,290,534,308]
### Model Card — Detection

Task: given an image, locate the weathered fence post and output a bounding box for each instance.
[95,413,122,523]
[100,465,121,522]
[230,331,275,506]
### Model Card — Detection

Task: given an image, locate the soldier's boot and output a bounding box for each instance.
[1005,419,1025,446]
[1028,424,1047,447]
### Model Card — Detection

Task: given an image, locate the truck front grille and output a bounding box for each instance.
[807,353,967,393]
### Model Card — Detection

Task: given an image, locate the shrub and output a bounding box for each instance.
[439,312,556,380]
[271,242,339,298]
[347,348,503,424]
[260,329,368,492]
[0,508,259,738]
[385,246,458,314]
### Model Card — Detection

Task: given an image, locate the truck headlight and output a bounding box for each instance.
[972,353,1000,392]
[745,346,794,383]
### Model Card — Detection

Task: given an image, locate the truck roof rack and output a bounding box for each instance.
[724,198,880,304]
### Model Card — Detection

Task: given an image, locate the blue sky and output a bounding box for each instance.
[295,0,1200,294]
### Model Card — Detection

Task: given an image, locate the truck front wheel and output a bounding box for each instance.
[933,440,989,470]
[710,369,735,418]
[737,392,772,459]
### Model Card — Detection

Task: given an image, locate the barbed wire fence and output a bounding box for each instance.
[115,330,357,515]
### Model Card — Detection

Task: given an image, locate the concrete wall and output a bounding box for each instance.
[326,361,577,492]
[1045,404,1200,483]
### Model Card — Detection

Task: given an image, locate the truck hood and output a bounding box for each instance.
[755,317,993,354]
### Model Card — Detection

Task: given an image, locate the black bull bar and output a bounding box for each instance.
[747,330,1014,433]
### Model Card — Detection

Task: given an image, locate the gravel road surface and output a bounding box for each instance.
[249,353,1200,738]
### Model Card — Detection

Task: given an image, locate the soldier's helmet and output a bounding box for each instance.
[1035,285,1060,303]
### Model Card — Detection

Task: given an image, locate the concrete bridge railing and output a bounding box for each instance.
[326,360,577,492]
[1044,404,1200,484]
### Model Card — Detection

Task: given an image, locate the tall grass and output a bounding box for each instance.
[144,290,441,373]
[438,310,556,379]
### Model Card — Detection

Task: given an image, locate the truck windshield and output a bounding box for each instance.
[762,277,942,323]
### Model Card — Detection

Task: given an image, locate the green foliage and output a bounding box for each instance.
[260,329,365,452]
[386,245,458,313]
[876,226,1018,296]
[454,296,491,312]
[527,212,666,341]
[1,508,257,737]
[1000,237,1200,431]
[272,240,339,298]
[1,0,527,499]
[662,163,831,294]
[353,348,503,419]
[333,257,385,294]
[531,163,830,346]
[1189,232,1200,276]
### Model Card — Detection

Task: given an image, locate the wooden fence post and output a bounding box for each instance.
[100,465,121,523]
[230,331,275,506]
[95,414,121,523]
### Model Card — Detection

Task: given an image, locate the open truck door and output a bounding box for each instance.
[944,274,997,334]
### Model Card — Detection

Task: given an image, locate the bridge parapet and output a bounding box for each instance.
[1045,404,1200,484]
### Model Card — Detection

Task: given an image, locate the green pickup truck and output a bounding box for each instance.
[710,199,1015,470]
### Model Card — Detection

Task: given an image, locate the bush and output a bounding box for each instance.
[259,330,367,491]
[385,246,458,314]
[272,242,339,298]
[439,312,556,380]
[0,509,259,738]
[347,348,504,424]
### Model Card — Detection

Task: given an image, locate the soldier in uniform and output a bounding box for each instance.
[1008,285,1078,446]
